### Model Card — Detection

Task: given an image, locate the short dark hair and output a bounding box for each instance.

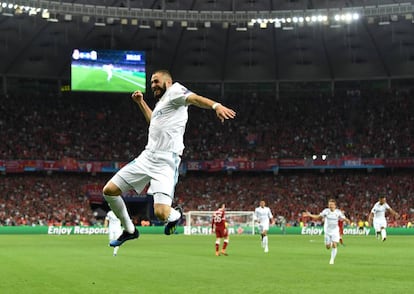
[153,69,172,80]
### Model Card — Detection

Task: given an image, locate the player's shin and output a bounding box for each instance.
[103,194,135,233]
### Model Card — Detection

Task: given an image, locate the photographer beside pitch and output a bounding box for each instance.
[102,69,236,246]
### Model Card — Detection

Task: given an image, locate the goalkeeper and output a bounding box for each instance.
[212,203,229,256]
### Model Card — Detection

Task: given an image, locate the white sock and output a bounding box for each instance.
[331,247,337,260]
[103,195,135,233]
[381,229,387,239]
[167,207,181,222]
[263,236,268,247]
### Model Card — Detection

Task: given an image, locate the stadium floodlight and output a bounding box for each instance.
[82,15,90,23]
[41,9,49,19]
[139,23,151,29]
[259,21,267,28]
[166,20,174,27]
[154,20,162,28]
[94,18,106,26]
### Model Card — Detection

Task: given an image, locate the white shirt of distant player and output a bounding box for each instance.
[319,208,346,234]
[255,206,273,226]
[146,82,193,156]
[371,201,391,221]
[106,211,122,240]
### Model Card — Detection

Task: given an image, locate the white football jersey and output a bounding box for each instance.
[146,82,193,155]
[106,211,121,229]
[255,206,273,225]
[320,208,345,234]
[371,202,391,221]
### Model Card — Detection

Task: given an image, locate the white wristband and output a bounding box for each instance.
[212,103,221,110]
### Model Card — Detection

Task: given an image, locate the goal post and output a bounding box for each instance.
[184,211,255,235]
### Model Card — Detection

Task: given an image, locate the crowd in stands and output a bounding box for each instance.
[1,89,413,162]
[1,171,412,226]
[0,89,413,226]
[1,174,98,226]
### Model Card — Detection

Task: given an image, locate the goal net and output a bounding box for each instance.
[184,211,255,235]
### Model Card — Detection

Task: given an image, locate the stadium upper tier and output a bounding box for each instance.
[1,90,413,161]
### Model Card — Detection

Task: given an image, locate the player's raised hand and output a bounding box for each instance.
[214,104,236,123]
[131,90,144,103]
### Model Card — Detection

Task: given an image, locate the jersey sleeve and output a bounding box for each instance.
[168,83,193,106]
[268,208,273,219]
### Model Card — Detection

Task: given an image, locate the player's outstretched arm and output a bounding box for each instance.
[131,90,152,124]
[303,211,321,220]
[389,208,399,219]
[186,94,236,123]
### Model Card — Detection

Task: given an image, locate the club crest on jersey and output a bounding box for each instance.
[153,109,163,118]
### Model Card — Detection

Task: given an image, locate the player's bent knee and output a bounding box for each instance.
[153,204,170,221]
[102,181,122,196]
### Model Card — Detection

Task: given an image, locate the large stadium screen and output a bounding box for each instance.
[71,49,146,93]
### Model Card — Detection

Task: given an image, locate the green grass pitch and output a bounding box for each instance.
[71,65,146,93]
[1,234,413,294]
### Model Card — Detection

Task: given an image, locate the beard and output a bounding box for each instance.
[152,83,167,99]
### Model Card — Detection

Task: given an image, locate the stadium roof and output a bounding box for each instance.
[0,0,413,82]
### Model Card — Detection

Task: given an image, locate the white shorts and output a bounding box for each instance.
[258,222,270,233]
[324,230,340,245]
[373,219,387,232]
[110,149,181,203]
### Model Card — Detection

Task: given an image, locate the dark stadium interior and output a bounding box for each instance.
[0,0,413,227]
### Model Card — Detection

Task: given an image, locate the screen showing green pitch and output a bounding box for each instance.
[71,49,146,93]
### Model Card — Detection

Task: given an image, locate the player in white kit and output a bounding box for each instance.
[368,195,399,242]
[254,200,274,253]
[102,69,236,247]
[304,199,350,265]
[104,210,122,256]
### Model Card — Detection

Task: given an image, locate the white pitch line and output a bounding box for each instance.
[113,73,145,88]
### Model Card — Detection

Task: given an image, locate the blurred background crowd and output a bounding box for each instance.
[1,89,413,227]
